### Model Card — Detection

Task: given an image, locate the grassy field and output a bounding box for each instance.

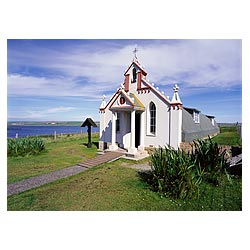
[212,126,241,146]
[7,158,241,211]
[7,130,242,211]
[7,133,99,183]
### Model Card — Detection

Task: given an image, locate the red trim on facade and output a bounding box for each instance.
[137,71,142,90]
[124,60,147,76]
[99,90,120,112]
[109,90,135,110]
[137,86,151,94]
[169,104,183,110]
[141,78,182,108]
[125,74,129,92]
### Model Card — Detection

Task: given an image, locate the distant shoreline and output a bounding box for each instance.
[7,121,100,126]
[7,124,100,138]
[8,121,236,127]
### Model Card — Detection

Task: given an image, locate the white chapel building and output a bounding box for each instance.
[99,55,219,157]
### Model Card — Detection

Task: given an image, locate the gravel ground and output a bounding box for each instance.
[126,163,151,171]
[7,165,88,196]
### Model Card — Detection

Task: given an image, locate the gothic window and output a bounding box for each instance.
[132,67,137,83]
[150,102,156,134]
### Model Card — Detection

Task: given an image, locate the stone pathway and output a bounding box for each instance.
[7,165,88,196]
[8,151,126,196]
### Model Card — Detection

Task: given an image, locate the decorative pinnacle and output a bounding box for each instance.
[173,84,179,92]
[102,95,106,101]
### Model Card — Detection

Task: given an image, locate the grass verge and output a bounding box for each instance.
[7,159,241,211]
[7,131,241,211]
[7,133,98,183]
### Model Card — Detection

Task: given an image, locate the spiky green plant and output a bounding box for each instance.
[8,137,45,157]
[150,146,202,199]
[190,137,227,185]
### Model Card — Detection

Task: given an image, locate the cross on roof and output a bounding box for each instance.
[173,84,179,92]
[133,47,138,59]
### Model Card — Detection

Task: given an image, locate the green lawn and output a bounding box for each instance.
[7,131,242,211]
[7,133,99,183]
[212,126,241,146]
[7,158,241,211]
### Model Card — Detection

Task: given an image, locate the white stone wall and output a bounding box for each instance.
[169,107,182,149]
[99,108,112,148]
[136,91,171,148]
[99,61,183,150]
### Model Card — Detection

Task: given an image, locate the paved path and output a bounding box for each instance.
[7,165,88,196]
[8,151,126,196]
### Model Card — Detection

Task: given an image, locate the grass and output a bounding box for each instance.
[7,130,242,211]
[7,133,99,183]
[212,126,241,146]
[7,159,242,211]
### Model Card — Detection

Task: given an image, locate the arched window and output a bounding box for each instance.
[132,67,137,83]
[150,102,156,134]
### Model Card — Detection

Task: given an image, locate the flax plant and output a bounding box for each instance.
[150,146,201,199]
[8,137,45,157]
[190,137,227,185]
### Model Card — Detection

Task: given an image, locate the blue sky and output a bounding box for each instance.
[7,39,242,123]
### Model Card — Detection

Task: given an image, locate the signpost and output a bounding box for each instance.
[81,118,97,148]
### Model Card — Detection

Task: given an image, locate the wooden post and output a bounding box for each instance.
[54,131,56,142]
[87,125,92,148]
[81,118,97,148]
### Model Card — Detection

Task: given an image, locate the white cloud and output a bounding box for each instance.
[7,74,113,98]
[8,39,241,99]
[138,40,241,87]
[42,106,75,114]
[8,106,76,120]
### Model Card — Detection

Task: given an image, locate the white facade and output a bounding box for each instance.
[99,58,183,155]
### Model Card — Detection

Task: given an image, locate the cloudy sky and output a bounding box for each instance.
[7,39,242,123]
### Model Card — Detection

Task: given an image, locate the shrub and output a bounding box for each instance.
[150,146,202,199]
[8,137,45,157]
[148,138,228,200]
[190,137,227,185]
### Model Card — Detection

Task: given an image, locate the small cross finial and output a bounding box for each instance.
[173,84,179,92]
[133,47,138,59]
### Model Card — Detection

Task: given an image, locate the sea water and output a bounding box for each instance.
[7,125,99,138]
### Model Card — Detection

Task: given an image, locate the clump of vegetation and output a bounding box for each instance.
[8,137,45,157]
[191,137,227,185]
[148,138,228,200]
[149,146,202,199]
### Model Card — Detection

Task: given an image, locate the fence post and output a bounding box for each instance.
[15,133,18,138]
[54,131,56,142]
